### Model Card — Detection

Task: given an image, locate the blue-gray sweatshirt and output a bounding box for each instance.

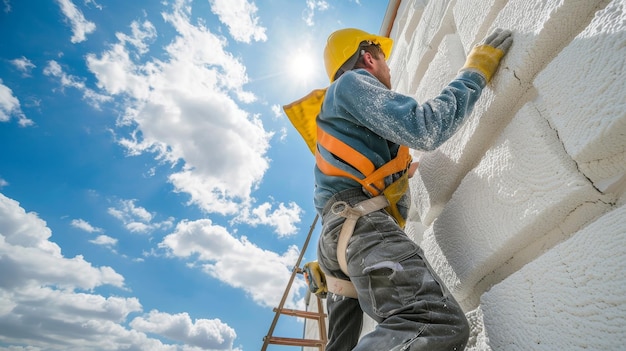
[314,68,487,215]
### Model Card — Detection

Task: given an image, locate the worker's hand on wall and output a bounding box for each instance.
[461,28,513,82]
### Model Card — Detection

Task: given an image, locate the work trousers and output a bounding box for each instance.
[318,188,469,351]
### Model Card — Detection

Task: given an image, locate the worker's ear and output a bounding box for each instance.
[361,51,376,68]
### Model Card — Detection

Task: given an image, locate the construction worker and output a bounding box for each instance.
[285,28,512,350]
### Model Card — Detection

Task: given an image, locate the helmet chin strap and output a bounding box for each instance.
[333,41,374,81]
[333,49,361,81]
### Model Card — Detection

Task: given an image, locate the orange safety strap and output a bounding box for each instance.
[316,126,411,196]
[317,127,375,176]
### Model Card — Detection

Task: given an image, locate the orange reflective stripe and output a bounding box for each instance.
[361,146,411,185]
[317,127,375,177]
[315,150,381,195]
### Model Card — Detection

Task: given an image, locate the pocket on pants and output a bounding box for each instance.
[352,238,425,320]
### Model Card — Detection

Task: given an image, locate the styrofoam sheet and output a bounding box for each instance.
[431,102,604,301]
[534,0,626,188]
[481,204,626,350]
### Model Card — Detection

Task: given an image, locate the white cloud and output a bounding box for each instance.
[89,234,118,247]
[0,79,34,127]
[0,192,239,350]
[209,0,267,43]
[0,286,157,351]
[10,56,36,77]
[43,60,112,109]
[235,201,303,237]
[278,126,288,142]
[1,193,59,254]
[115,20,157,56]
[303,0,329,26]
[86,3,278,218]
[85,0,102,11]
[108,199,173,234]
[131,310,239,351]
[0,178,7,188]
[0,193,130,345]
[159,219,306,308]
[0,194,124,290]
[71,218,102,233]
[271,104,282,118]
[55,0,96,43]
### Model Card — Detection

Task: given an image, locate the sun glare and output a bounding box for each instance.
[288,51,315,83]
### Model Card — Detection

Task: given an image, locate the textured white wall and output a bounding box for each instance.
[389,0,626,349]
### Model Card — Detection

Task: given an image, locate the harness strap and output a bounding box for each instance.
[316,126,412,197]
[332,196,390,275]
[325,275,358,299]
[317,127,375,176]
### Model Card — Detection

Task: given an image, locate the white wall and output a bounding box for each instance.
[388,0,626,349]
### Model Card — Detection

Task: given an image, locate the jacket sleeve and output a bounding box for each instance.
[334,70,486,151]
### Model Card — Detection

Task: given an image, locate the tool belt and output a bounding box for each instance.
[304,195,390,299]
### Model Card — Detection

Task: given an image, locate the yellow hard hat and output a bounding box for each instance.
[323,28,393,82]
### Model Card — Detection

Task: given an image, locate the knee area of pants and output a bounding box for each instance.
[439,306,470,346]
[453,314,471,346]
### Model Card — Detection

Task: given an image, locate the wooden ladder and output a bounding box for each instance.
[261,214,327,351]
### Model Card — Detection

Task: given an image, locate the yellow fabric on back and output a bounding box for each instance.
[282,89,327,154]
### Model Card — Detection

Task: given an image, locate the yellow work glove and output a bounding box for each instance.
[461,28,513,82]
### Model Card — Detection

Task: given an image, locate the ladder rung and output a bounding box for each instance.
[273,307,327,319]
[265,336,325,347]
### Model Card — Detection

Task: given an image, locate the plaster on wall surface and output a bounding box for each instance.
[395,0,625,348]
[534,0,626,191]
[429,100,611,305]
[481,204,626,350]
[409,0,614,226]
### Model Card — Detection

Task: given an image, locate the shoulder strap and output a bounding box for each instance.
[316,126,411,196]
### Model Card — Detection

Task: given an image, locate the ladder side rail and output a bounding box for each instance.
[261,214,319,351]
[316,294,327,350]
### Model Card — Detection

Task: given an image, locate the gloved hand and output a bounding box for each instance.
[461,28,513,82]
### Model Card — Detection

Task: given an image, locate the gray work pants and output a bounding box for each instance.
[318,188,469,351]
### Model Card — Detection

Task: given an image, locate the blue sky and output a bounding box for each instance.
[0,0,390,350]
